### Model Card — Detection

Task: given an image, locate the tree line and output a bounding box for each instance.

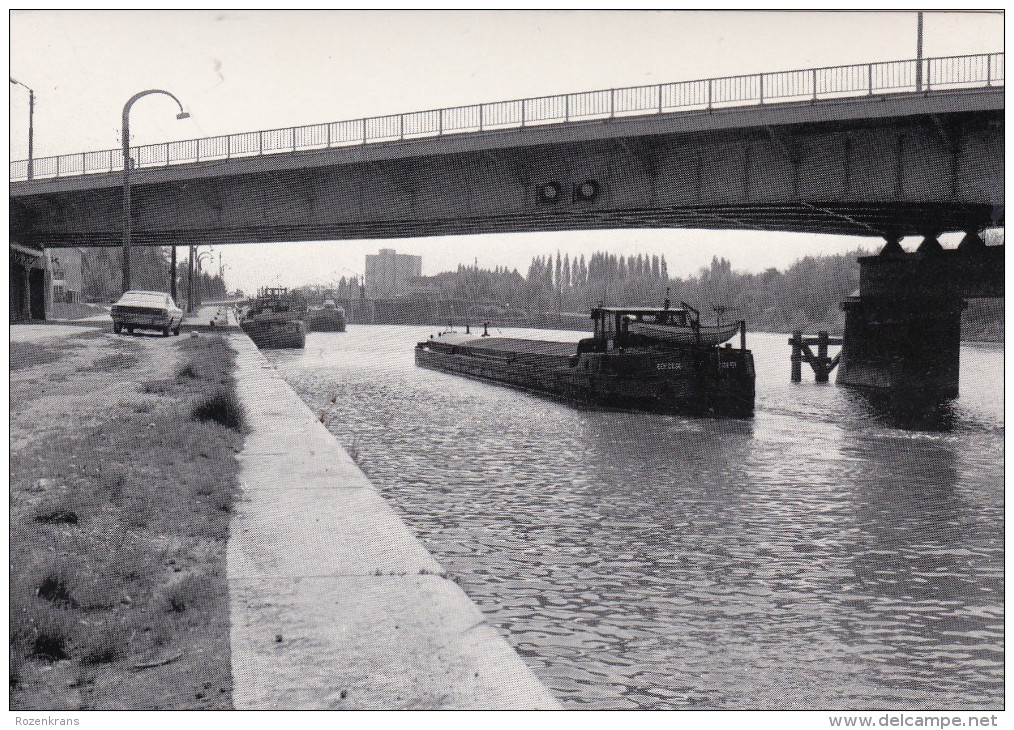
[407,248,1002,339]
[81,247,226,304]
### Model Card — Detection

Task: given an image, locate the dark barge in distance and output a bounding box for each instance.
[415,304,755,417]
[239,287,307,349]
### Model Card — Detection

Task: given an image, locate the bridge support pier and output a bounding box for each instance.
[835,235,1001,399]
[838,293,965,398]
[836,239,994,400]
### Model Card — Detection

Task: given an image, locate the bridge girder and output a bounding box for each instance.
[10,89,1004,248]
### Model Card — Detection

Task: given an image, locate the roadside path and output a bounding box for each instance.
[227,334,560,709]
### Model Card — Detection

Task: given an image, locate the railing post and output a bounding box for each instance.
[520,99,526,128]
[195,140,200,163]
[362,118,367,145]
[109,150,114,172]
[707,79,713,111]
[812,68,818,101]
[291,127,297,152]
[81,152,86,174]
[657,84,663,113]
[399,114,404,140]
[326,123,331,148]
[609,88,615,118]
[566,94,571,121]
[868,64,874,95]
[438,108,443,135]
[758,74,764,104]
[925,60,931,91]
[259,131,263,156]
[55,156,59,178]
[986,54,992,86]
[226,135,231,159]
[479,104,484,132]
[165,142,170,167]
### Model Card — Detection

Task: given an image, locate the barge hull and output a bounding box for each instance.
[415,346,754,418]
[241,319,307,349]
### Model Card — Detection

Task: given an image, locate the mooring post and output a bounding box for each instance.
[816,331,830,382]
[740,320,746,352]
[790,330,802,382]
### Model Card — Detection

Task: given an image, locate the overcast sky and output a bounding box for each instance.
[9,10,1004,295]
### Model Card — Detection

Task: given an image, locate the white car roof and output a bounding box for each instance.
[118,291,171,304]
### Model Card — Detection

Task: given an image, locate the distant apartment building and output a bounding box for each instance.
[364,248,422,298]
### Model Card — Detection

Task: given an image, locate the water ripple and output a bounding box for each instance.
[268,328,1003,710]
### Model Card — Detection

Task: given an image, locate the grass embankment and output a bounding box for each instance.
[10,333,246,710]
[10,342,72,372]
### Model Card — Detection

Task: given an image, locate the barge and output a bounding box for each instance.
[239,287,306,349]
[415,304,755,417]
[307,299,347,332]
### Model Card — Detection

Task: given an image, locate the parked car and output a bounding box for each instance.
[111,291,184,336]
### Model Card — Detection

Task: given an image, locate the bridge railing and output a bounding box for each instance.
[10,51,1004,182]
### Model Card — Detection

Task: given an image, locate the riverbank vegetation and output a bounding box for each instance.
[300,238,1003,341]
[10,331,244,709]
[81,247,227,303]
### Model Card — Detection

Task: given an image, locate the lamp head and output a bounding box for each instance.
[176,112,190,120]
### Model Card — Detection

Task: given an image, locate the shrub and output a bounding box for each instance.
[92,352,137,371]
[34,505,78,525]
[191,390,245,432]
[152,573,215,614]
[10,647,25,688]
[140,378,174,395]
[33,627,69,661]
[37,570,75,608]
[78,625,125,665]
[13,601,74,661]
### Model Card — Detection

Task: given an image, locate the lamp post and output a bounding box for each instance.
[122,89,189,294]
[9,77,34,181]
[197,250,214,308]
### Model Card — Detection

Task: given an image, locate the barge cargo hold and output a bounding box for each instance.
[415,306,755,418]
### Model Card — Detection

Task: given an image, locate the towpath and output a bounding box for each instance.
[227,333,560,709]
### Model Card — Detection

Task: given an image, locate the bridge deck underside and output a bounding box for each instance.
[10,96,1004,247]
[11,202,1000,247]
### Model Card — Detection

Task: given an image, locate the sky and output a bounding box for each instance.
[9,10,1004,295]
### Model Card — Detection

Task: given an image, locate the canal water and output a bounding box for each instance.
[265,327,1003,710]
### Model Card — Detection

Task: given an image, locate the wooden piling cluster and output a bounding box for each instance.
[789,331,842,383]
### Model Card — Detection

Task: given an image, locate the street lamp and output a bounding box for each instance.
[196,250,214,308]
[10,77,34,181]
[122,89,190,294]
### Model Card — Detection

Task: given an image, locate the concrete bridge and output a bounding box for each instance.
[10,52,1004,247]
[10,52,1005,400]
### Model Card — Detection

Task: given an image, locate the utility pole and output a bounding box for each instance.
[170,246,177,301]
[915,11,924,92]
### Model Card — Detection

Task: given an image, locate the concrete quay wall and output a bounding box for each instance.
[226,333,560,709]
